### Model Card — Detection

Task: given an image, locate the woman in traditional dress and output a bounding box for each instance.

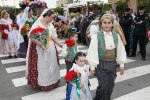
[0,10,18,57]
[0,12,8,55]
[26,9,63,91]
[87,14,126,100]
[17,7,35,58]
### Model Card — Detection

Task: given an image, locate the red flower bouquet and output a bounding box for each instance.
[30,27,49,50]
[65,39,75,47]
[20,27,27,36]
[65,70,77,82]
[2,33,8,39]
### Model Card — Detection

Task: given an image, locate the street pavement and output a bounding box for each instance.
[0,39,150,100]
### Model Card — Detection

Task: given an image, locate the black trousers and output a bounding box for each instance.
[124,30,130,55]
[66,61,73,73]
[132,34,146,58]
[94,60,117,100]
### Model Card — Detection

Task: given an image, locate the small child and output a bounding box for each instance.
[65,52,92,100]
[61,31,79,72]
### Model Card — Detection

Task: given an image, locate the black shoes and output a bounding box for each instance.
[142,57,146,61]
[128,54,136,57]
[8,55,12,58]
[14,55,17,58]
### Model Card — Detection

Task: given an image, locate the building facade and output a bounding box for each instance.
[108,0,138,13]
[56,0,73,7]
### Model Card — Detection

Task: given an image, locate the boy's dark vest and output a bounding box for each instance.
[97,30,118,60]
[64,45,77,62]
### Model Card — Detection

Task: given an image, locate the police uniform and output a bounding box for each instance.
[129,5,149,60]
[119,8,133,56]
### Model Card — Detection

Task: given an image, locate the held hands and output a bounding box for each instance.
[90,70,95,76]
[120,67,124,75]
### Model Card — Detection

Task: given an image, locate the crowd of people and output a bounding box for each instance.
[0,1,150,99]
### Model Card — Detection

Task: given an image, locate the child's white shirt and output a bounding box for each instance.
[70,63,90,85]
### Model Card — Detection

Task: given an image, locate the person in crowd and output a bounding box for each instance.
[128,5,149,61]
[116,13,120,22]
[65,52,92,100]
[58,21,68,38]
[61,12,68,24]
[26,9,63,91]
[88,12,95,23]
[61,31,79,72]
[16,4,29,58]
[129,8,136,54]
[119,7,133,56]
[70,16,76,25]
[76,12,82,32]
[87,14,126,100]
[68,22,76,32]
[0,10,18,57]
[17,7,36,58]
[80,16,89,45]
[110,9,116,20]
[0,11,8,55]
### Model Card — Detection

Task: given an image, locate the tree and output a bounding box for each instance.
[116,1,128,17]
[103,3,112,12]
[53,7,64,15]
[138,0,149,13]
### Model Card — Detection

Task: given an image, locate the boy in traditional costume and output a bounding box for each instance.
[87,14,126,100]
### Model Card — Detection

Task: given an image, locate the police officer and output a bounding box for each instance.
[119,7,133,56]
[129,5,149,61]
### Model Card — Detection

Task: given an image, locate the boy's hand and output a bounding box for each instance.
[120,67,124,75]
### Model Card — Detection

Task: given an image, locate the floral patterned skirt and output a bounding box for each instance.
[27,42,60,91]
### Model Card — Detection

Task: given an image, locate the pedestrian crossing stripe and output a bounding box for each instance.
[5,58,135,74]
[21,64,150,100]
[0,46,87,65]
[8,58,135,87]
[113,86,150,100]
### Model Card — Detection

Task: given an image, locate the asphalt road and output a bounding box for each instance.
[0,39,150,100]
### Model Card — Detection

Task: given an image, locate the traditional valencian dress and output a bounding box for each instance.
[17,12,36,58]
[26,19,60,91]
[66,63,92,100]
[0,19,8,55]
[0,18,18,55]
[87,30,126,100]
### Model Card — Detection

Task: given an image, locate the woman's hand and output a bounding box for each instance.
[36,41,43,48]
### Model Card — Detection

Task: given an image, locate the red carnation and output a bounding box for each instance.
[30,28,45,35]
[54,24,60,29]
[2,33,8,39]
[65,70,77,82]
[21,27,25,33]
[65,39,75,47]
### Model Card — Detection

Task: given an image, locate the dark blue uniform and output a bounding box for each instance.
[129,13,149,60]
[119,14,133,55]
